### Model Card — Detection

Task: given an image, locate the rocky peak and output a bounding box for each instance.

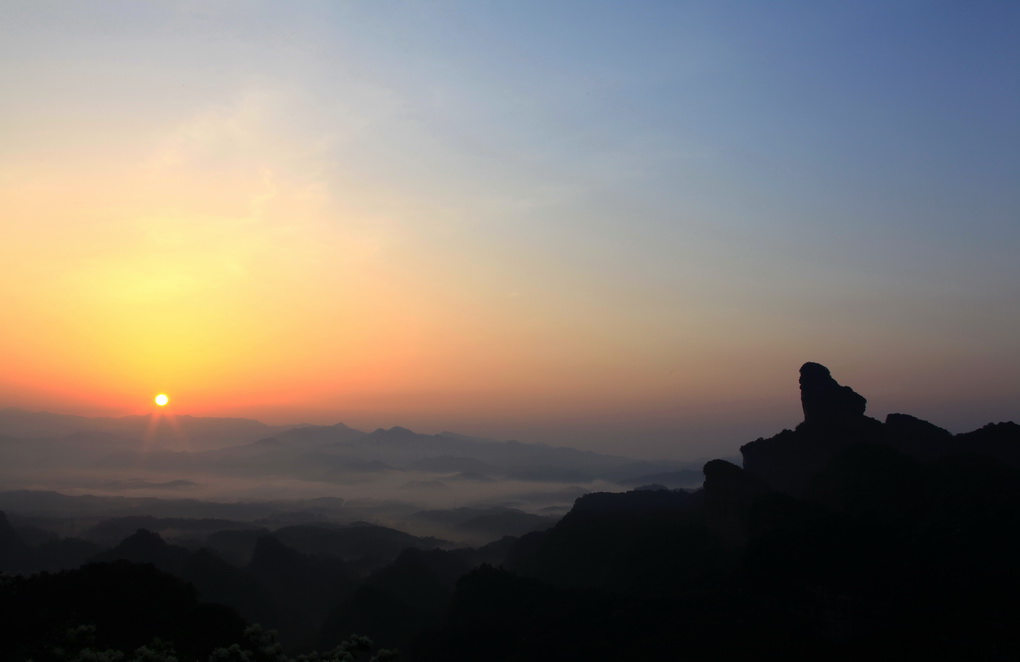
[799,362,867,425]
[741,364,882,496]
[110,529,175,563]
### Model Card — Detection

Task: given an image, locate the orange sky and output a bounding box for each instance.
[1,3,1018,458]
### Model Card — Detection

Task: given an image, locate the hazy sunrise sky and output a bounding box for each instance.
[1,1,1017,458]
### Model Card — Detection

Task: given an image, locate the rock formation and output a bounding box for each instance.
[741,362,1020,497]
[742,363,883,495]
[798,362,867,426]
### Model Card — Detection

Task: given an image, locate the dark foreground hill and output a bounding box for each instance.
[414,363,1020,661]
[0,560,246,661]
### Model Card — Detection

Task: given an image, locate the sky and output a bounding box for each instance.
[1,1,1017,459]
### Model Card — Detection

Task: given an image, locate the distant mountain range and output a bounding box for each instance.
[0,407,705,483]
[0,408,708,499]
[0,407,294,450]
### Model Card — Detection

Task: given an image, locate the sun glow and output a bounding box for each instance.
[154,393,169,406]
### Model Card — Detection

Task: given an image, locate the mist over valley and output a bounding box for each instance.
[0,408,705,545]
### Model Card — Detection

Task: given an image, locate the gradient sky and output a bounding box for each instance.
[1,1,1017,458]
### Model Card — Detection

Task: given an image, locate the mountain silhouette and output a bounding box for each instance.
[0,560,246,660]
[93,529,275,626]
[0,407,292,451]
[415,362,1020,661]
[0,409,693,499]
[247,534,356,650]
[741,362,1020,495]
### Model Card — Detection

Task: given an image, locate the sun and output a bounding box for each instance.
[154,393,169,407]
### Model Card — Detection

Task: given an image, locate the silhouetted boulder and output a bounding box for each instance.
[742,364,884,495]
[799,362,867,426]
